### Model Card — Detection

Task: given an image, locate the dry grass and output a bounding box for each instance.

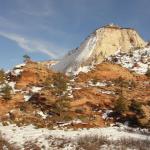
[0,133,17,150]
[76,135,108,150]
[76,135,150,150]
[23,141,41,150]
[115,138,150,150]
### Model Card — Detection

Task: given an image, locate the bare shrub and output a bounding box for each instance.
[0,133,17,150]
[115,138,150,150]
[23,141,41,150]
[76,135,108,150]
[76,135,150,150]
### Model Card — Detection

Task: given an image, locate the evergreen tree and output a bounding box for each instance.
[53,73,68,95]
[146,68,150,77]
[114,95,128,115]
[23,54,31,62]
[0,69,5,84]
[1,84,12,100]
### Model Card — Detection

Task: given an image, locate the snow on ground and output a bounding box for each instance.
[52,33,97,75]
[24,95,31,102]
[108,47,150,74]
[102,110,113,119]
[97,89,115,95]
[15,63,26,68]
[66,84,74,98]
[36,111,48,119]
[12,68,23,76]
[73,65,92,75]
[0,123,149,150]
[88,80,107,87]
[31,86,42,93]
[11,63,26,76]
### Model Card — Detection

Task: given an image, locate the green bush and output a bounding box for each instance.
[23,54,31,62]
[52,73,68,96]
[129,100,143,116]
[146,68,150,77]
[114,95,128,115]
[0,69,5,84]
[52,95,70,116]
[44,77,53,88]
[92,78,99,85]
[1,84,12,100]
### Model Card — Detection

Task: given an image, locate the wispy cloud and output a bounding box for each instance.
[17,0,55,17]
[0,31,58,58]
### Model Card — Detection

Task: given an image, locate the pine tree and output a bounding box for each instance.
[146,68,150,77]
[1,84,12,100]
[23,54,31,62]
[53,73,68,95]
[0,69,5,84]
[114,95,128,115]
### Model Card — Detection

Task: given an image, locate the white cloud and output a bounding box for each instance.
[0,31,57,58]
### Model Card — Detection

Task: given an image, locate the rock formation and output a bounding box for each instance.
[52,24,146,74]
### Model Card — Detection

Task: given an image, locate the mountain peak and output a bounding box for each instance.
[52,24,147,75]
[103,23,121,28]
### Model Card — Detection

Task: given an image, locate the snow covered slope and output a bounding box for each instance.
[52,33,97,75]
[52,24,146,75]
[107,47,150,74]
[0,123,149,149]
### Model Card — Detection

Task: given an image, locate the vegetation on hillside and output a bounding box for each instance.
[0,69,5,84]
[1,84,12,100]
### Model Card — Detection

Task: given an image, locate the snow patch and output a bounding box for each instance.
[24,95,31,102]
[31,86,42,93]
[52,33,97,75]
[0,123,149,149]
[37,111,47,119]
[108,47,150,74]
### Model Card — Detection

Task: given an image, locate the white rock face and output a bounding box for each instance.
[52,33,97,75]
[52,24,146,75]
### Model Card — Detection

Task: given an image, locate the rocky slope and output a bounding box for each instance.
[52,24,147,74]
[0,25,149,150]
[0,24,149,128]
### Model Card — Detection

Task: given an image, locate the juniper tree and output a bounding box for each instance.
[1,84,12,100]
[23,54,31,62]
[0,69,5,84]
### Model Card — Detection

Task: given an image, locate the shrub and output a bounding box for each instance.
[23,141,40,150]
[52,73,68,96]
[44,77,53,88]
[77,135,108,150]
[116,137,150,150]
[130,100,143,116]
[130,80,136,89]
[114,76,124,84]
[146,68,150,77]
[1,84,12,100]
[112,56,118,63]
[92,78,99,85]
[77,115,88,121]
[52,95,70,116]
[23,54,31,63]
[0,69,5,84]
[0,133,16,149]
[114,95,128,115]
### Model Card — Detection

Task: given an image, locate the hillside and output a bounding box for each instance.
[0,24,149,149]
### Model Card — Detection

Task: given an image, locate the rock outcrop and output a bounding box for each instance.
[52,24,146,74]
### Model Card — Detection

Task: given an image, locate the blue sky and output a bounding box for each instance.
[0,0,150,69]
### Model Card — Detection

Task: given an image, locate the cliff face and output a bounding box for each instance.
[92,25,146,58]
[52,24,146,74]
